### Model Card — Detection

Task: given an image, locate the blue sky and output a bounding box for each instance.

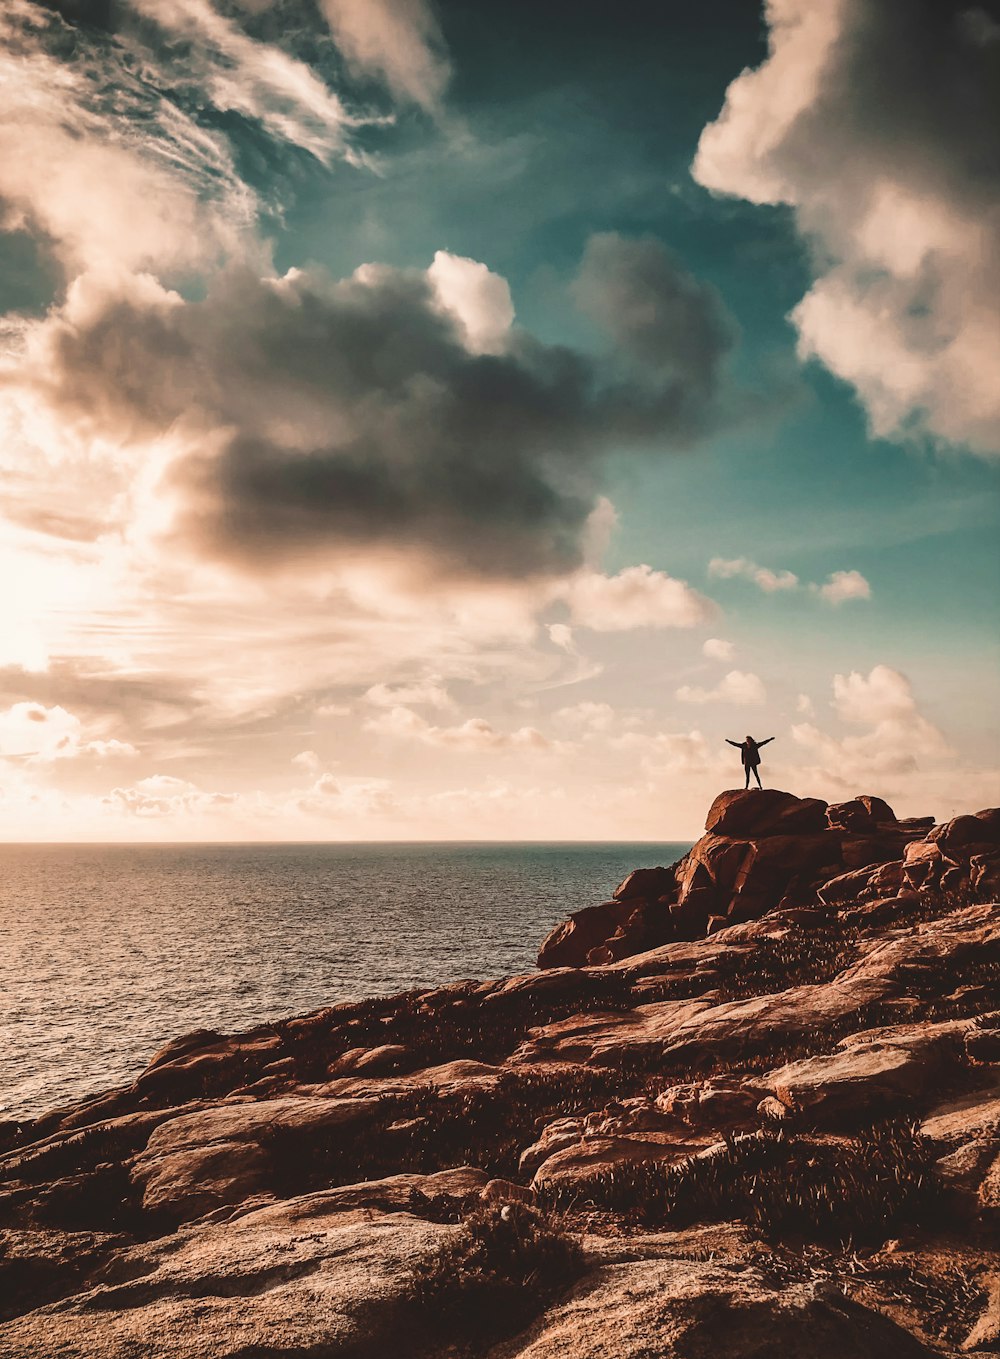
[0,0,996,838]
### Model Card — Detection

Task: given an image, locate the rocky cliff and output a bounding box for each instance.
[2,791,999,1358]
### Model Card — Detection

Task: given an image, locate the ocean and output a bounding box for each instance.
[0,840,690,1120]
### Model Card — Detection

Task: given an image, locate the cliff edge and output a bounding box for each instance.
[1,791,999,1358]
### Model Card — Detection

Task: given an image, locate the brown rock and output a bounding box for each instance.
[839,834,902,869]
[817,865,879,906]
[129,1096,380,1223]
[930,808,1000,856]
[827,799,885,832]
[538,900,638,969]
[726,834,843,920]
[530,1133,698,1190]
[764,1041,942,1125]
[705,789,828,838]
[613,866,677,903]
[963,1273,1000,1351]
[1,1195,458,1359]
[971,850,1000,899]
[921,1077,1000,1145]
[491,1255,936,1359]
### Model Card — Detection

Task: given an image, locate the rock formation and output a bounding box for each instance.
[1,791,999,1358]
[537,790,996,967]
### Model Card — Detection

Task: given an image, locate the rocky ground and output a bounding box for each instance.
[2,790,999,1358]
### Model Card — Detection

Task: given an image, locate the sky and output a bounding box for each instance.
[0,0,997,841]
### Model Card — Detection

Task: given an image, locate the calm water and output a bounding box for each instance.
[0,841,689,1119]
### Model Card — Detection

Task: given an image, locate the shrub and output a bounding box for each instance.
[538,1119,936,1246]
[410,1201,584,1343]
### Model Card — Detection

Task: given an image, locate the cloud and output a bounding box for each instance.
[572,232,736,406]
[792,664,949,788]
[317,0,450,109]
[0,2,256,277]
[709,557,798,592]
[796,693,815,717]
[105,774,238,817]
[365,705,559,752]
[832,664,926,727]
[426,250,515,355]
[709,557,872,602]
[0,701,137,763]
[296,773,397,819]
[15,239,737,584]
[694,0,1000,454]
[292,749,322,772]
[676,670,766,706]
[131,0,362,163]
[554,701,616,732]
[816,569,872,605]
[702,637,734,660]
[547,623,575,652]
[362,679,453,709]
[562,565,716,631]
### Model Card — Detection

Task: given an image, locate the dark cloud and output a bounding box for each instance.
[573,232,736,397]
[35,238,738,579]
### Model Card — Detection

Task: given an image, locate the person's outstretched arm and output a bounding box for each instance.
[758,737,775,746]
[725,739,741,747]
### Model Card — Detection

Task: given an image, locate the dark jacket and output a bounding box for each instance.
[726,737,773,767]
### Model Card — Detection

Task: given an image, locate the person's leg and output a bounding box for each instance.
[753,765,762,789]
[744,764,751,789]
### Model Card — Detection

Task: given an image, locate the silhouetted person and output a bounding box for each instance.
[726,734,774,789]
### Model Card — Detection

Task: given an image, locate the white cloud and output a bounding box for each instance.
[362,680,454,710]
[693,0,1000,454]
[554,701,615,732]
[709,557,873,602]
[296,773,397,820]
[676,669,766,706]
[365,705,558,753]
[427,251,515,355]
[105,774,237,817]
[0,702,137,763]
[563,565,715,631]
[796,693,815,717]
[702,637,734,660]
[132,0,361,163]
[832,664,922,727]
[792,664,950,789]
[816,569,872,605]
[292,749,321,772]
[316,0,451,109]
[709,557,798,592]
[547,623,575,652]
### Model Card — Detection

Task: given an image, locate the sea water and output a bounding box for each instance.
[0,841,690,1119]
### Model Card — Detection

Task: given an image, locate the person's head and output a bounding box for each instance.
[745,734,754,743]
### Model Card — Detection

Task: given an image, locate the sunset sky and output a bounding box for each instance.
[0,0,997,840]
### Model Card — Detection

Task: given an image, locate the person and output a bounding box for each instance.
[726,734,774,789]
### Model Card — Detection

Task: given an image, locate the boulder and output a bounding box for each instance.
[491,1256,937,1359]
[817,865,880,906]
[930,809,1000,856]
[129,1096,380,1223]
[763,1041,944,1125]
[724,834,842,921]
[613,866,677,903]
[704,789,828,838]
[0,1195,458,1359]
[826,798,896,833]
[538,900,640,969]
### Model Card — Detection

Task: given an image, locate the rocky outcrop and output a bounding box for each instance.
[2,793,999,1358]
[538,791,1000,968]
